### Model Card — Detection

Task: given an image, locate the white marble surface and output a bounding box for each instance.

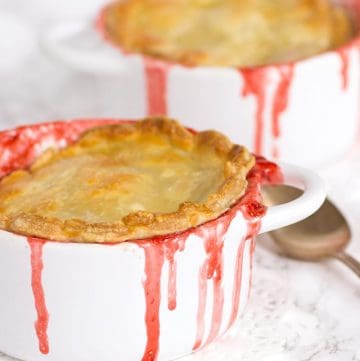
[0,4,360,361]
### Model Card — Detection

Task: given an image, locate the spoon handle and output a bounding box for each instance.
[334,252,360,278]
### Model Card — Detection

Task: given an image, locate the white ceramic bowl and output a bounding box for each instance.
[43,0,360,168]
[0,120,325,361]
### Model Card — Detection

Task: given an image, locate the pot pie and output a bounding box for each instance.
[0,118,255,243]
[103,0,353,67]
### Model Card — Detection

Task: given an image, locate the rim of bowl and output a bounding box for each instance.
[95,1,360,71]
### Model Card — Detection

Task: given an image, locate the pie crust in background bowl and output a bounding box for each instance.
[43,0,360,168]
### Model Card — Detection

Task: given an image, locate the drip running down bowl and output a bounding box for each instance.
[42,0,360,168]
[0,120,325,361]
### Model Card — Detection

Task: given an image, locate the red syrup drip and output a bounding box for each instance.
[247,237,258,300]
[240,68,269,155]
[192,260,208,351]
[271,65,295,158]
[27,238,49,355]
[240,156,283,303]
[192,156,283,350]
[338,48,350,91]
[136,234,188,361]
[138,242,164,361]
[165,235,187,311]
[192,219,230,350]
[144,58,171,116]
[227,237,246,329]
[239,65,294,157]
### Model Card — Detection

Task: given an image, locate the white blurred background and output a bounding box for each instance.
[0,0,132,130]
[0,0,106,21]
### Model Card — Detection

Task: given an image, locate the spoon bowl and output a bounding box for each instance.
[263,185,360,277]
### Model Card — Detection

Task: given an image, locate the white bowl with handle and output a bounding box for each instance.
[0,120,325,361]
[42,0,360,168]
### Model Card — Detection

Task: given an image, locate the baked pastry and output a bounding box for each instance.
[103,0,353,67]
[0,118,255,243]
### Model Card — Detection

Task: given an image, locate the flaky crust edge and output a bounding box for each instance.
[0,117,255,243]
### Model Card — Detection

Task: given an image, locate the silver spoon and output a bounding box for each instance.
[262,185,360,278]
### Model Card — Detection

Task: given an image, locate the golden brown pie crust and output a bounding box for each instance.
[0,117,255,243]
[102,0,353,67]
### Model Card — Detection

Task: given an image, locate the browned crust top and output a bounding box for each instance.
[0,117,255,243]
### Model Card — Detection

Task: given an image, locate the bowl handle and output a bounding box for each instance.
[259,163,326,234]
[41,20,126,74]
